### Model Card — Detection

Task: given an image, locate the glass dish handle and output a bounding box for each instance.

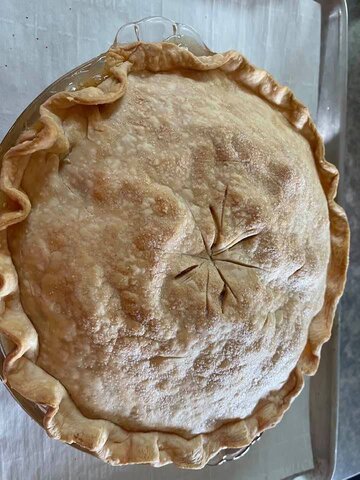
[114,16,213,56]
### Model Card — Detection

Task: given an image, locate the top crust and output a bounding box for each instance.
[0,42,349,468]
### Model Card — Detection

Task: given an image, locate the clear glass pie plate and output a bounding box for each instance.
[0,15,259,468]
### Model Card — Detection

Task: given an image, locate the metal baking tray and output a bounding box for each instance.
[306,1,348,479]
[0,0,348,478]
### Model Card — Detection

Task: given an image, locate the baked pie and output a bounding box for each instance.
[0,42,349,468]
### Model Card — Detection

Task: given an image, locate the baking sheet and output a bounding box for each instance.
[0,1,323,479]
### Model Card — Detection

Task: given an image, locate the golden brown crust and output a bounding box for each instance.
[0,42,349,468]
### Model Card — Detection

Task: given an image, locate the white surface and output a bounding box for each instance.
[0,0,321,479]
[0,383,313,480]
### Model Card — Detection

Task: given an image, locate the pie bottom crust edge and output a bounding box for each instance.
[0,43,350,468]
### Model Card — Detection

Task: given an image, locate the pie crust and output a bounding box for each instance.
[0,42,349,468]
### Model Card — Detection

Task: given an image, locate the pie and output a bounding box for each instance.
[0,42,349,468]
